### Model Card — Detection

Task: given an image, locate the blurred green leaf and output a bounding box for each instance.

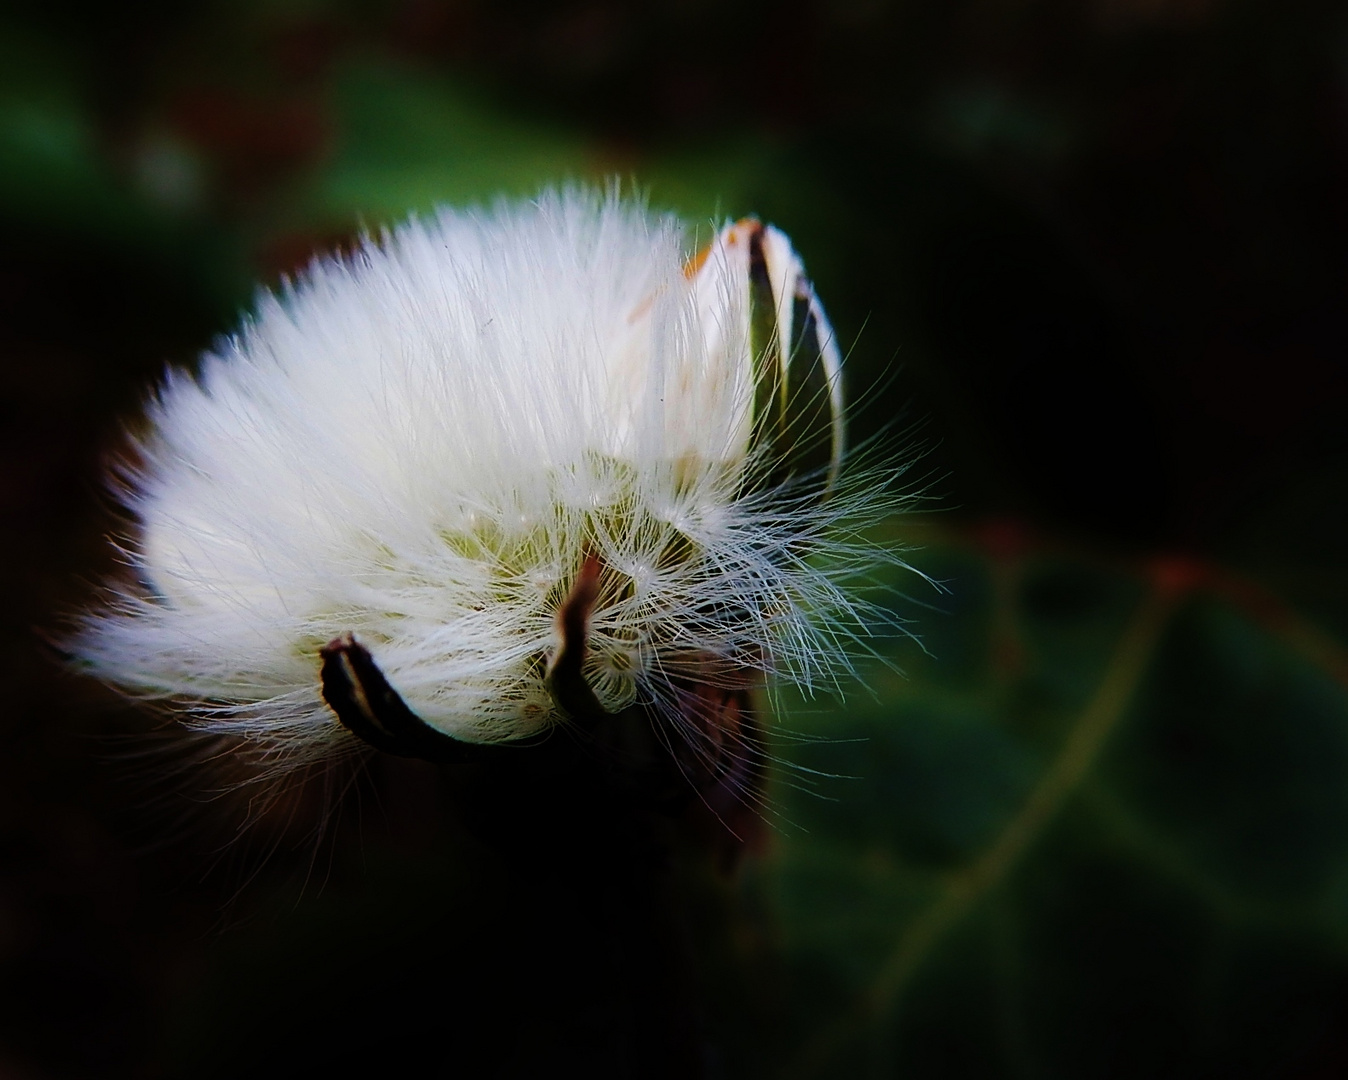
[306,59,600,225]
[756,531,1348,1078]
[0,28,135,241]
[299,56,826,246]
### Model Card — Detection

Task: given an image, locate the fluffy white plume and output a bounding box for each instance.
[74,187,911,776]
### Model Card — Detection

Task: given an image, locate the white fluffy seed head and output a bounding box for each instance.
[74,186,914,778]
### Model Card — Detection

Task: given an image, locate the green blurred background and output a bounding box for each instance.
[4,0,1348,1076]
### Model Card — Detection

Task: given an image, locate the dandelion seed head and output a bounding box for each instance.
[73,186,918,781]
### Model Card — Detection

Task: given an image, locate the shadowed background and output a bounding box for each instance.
[3,0,1348,1076]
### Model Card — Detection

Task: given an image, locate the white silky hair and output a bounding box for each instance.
[75,186,913,781]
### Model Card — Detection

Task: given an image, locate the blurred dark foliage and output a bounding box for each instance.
[2,0,1347,1076]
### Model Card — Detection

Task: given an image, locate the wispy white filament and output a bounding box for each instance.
[75,187,914,777]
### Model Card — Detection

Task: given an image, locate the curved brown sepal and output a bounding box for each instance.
[546,554,613,723]
[320,634,502,763]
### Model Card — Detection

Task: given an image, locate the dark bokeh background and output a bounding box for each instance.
[4,1,1348,1076]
